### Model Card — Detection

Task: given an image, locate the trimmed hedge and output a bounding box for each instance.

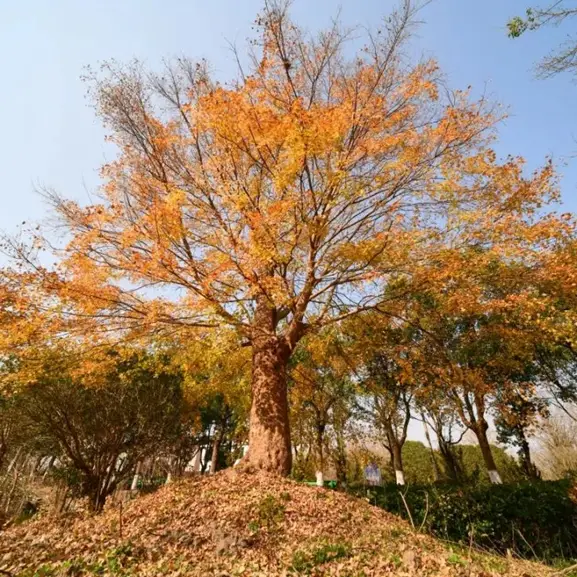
[354,479,577,563]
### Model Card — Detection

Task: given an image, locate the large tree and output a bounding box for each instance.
[18,1,561,474]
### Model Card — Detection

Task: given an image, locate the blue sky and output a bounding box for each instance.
[1,0,575,237]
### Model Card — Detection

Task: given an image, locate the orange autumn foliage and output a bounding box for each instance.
[4,2,574,473]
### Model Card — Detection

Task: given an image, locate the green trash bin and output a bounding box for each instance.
[303,480,337,489]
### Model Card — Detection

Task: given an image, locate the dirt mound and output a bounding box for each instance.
[0,470,553,576]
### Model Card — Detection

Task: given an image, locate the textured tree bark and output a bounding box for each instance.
[246,334,292,475]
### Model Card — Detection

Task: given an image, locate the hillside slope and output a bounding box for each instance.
[0,470,554,576]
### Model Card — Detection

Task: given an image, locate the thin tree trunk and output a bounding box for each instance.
[391,442,405,485]
[334,429,348,488]
[200,446,209,473]
[246,333,292,475]
[422,415,441,482]
[6,447,22,474]
[455,391,501,484]
[210,420,226,474]
[438,442,461,482]
[315,423,325,486]
[474,423,502,484]
[130,462,141,491]
[0,430,8,470]
[83,476,105,513]
[519,432,539,479]
[53,480,70,515]
[4,465,22,515]
[192,446,202,472]
[165,457,173,484]
[43,455,57,479]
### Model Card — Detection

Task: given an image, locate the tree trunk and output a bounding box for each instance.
[315,423,325,486]
[518,433,540,479]
[391,442,405,486]
[246,334,292,475]
[334,430,348,488]
[83,476,105,513]
[438,442,462,482]
[210,421,226,474]
[200,447,209,473]
[192,446,202,472]
[421,416,441,482]
[474,423,502,484]
[130,463,141,491]
[43,455,57,479]
[6,447,22,473]
[0,436,7,471]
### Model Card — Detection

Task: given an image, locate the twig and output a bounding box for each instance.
[553,562,577,576]
[515,528,537,560]
[398,490,415,530]
[417,491,429,533]
[119,500,123,540]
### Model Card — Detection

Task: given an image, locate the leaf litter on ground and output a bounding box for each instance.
[0,469,556,576]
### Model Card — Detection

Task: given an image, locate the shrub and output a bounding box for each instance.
[399,441,525,485]
[402,441,438,484]
[354,479,577,563]
[458,444,524,484]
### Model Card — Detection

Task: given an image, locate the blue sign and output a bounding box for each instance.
[364,463,382,486]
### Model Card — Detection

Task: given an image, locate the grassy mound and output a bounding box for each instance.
[0,470,556,576]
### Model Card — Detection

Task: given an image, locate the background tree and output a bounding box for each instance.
[419,401,466,482]
[508,1,577,78]
[535,410,577,478]
[289,331,354,485]
[495,384,545,479]
[172,329,251,472]
[0,393,17,471]
[536,344,577,420]
[359,336,416,486]
[14,348,186,511]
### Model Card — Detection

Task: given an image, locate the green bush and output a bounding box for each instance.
[398,441,525,485]
[458,444,524,484]
[355,479,577,564]
[402,441,438,484]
